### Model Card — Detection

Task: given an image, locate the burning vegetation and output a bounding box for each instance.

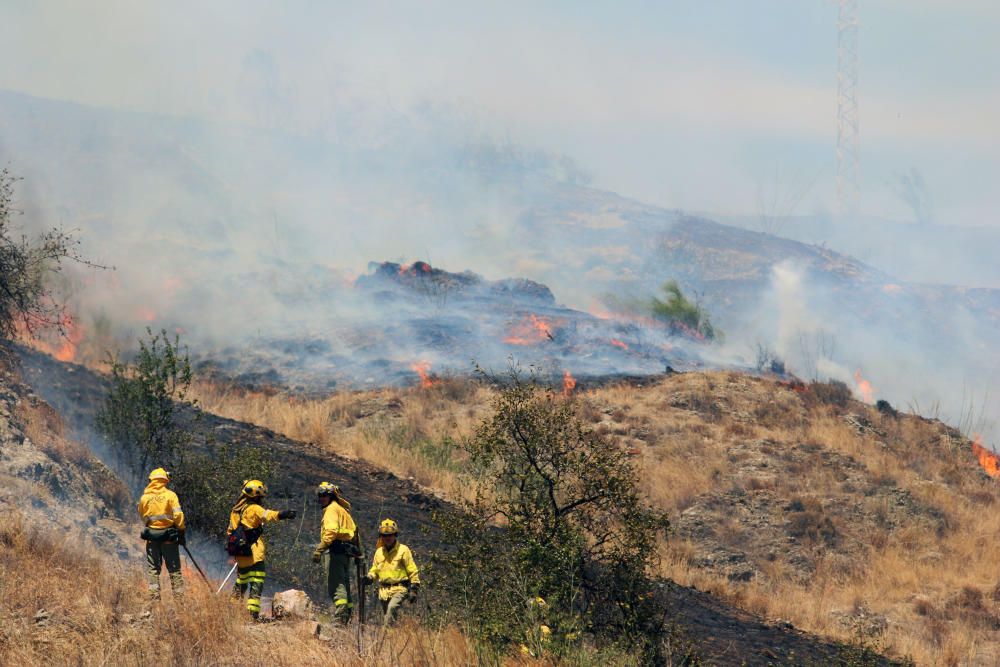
[972,434,1000,478]
[503,314,556,345]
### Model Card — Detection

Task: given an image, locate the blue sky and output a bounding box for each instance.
[1,1,997,225]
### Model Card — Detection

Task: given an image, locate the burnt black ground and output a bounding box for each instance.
[13,344,900,665]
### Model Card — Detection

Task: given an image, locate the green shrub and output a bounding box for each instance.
[97,328,195,475]
[650,280,718,341]
[429,368,674,664]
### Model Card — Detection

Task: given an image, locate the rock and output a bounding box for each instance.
[272,589,312,619]
[34,609,51,626]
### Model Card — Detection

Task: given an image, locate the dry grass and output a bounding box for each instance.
[0,512,496,666]
[188,369,1000,664]
[189,378,493,497]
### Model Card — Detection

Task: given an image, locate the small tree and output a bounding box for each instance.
[430,368,671,663]
[650,280,718,341]
[97,328,195,475]
[0,168,91,340]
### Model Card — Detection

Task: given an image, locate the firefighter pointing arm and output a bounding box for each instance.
[227,479,297,620]
[363,518,421,626]
[313,482,360,625]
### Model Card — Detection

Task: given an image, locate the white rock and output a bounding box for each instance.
[272,589,312,619]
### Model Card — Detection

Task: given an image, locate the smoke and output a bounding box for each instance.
[2,3,999,451]
[741,260,1000,441]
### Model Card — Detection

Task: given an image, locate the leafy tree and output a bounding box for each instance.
[0,168,92,340]
[649,280,718,341]
[97,328,195,475]
[430,368,673,664]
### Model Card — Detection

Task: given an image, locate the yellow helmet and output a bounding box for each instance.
[242,479,267,498]
[317,481,339,497]
[379,518,399,536]
[148,467,170,482]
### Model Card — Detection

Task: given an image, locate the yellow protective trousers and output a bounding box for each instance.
[232,563,266,615]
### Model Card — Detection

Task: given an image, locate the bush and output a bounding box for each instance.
[429,368,673,664]
[0,169,92,340]
[173,442,274,538]
[804,380,852,409]
[650,280,719,341]
[97,328,195,476]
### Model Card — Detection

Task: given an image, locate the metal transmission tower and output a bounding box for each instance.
[836,0,860,215]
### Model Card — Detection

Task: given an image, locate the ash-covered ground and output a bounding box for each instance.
[194,260,709,393]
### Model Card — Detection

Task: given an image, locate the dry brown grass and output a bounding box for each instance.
[189,378,493,497]
[189,369,1000,664]
[16,393,92,467]
[0,511,495,666]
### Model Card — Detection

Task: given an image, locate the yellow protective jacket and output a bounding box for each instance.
[137,480,185,530]
[368,542,420,601]
[318,500,356,549]
[228,500,280,567]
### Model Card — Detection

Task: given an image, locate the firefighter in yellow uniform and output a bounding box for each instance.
[137,467,186,599]
[227,479,296,619]
[364,519,420,626]
[312,482,361,624]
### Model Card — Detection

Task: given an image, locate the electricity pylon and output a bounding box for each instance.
[836,0,860,216]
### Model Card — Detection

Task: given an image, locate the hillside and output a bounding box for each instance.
[8,345,908,665]
[0,349,135,560]
[172,364,1000,665]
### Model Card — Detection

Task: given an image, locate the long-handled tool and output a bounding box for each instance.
[216,562,238,595]
[355,528,367,652]
[181,544,211,587]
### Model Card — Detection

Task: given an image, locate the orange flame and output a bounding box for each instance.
[972,434,1000,478]
[504,314,555,345]
[610,338,629,351]
[853,369,874,403]
[411,361,438,388]
[562,370,576,396]
[22,314,85,362]
[54,316,85,362]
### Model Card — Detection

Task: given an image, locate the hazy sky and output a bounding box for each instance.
[1,1,997,225]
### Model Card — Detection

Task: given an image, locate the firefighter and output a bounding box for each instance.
[227,479,297,619]
[363,518,420,626]
[137,467,186,600]
[312,482,361,625]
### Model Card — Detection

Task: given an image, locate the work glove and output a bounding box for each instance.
[277,509,297,520]
[408,584,420,604]
[176,530,186,546]
[362,574,374,586]
[312,545,325,563]
[165,527,180,543]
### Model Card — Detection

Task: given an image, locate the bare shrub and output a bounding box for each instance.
[786,497,839,545]
[804,380,852,409]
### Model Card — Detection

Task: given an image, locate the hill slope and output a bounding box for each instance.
[175,362,999,665]
[10,345,906,665]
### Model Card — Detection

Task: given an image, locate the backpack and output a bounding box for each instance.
[226,508,261,557]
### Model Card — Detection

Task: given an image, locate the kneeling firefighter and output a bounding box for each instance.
[226,479,297,619]
[137,467,186,600]
[312,482,362,624]
[364,519,420,626]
